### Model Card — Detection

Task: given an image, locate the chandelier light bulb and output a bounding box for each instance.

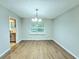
[38,19,42,22]
[32,18,37,22]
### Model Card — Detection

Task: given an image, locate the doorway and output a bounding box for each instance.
[9,17,16,47]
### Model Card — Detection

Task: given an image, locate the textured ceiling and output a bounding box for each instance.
[0,0,79,19]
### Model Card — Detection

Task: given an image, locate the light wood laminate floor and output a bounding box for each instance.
[2,40,75,59]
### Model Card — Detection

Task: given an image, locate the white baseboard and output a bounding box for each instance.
[53,39,78,59]
[17,40,21,43]
[0,48,10,58]
[23,38,51,40]
[0,40,21,58]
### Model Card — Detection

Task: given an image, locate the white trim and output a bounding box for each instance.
[0,48,10,57]
[9,16,16,20]
[22,38,52,40]
[53,39,78,59]
[17,40,21,43]
[0,40,21,58]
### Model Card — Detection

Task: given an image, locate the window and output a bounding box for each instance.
[31,21,44,33]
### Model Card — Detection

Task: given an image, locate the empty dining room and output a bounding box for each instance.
[0,0,79,59]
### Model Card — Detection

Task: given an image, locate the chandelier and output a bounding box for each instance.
[32,9,42,22]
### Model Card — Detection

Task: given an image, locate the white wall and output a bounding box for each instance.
[21,18,52,40]
[53,6,79,58]
[0,4,21,57]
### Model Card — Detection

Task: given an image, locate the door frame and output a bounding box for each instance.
[9,16,17,43]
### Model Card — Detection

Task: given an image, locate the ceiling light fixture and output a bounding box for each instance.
[32,9,42,22]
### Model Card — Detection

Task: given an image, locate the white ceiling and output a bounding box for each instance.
[0,0,79,19]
